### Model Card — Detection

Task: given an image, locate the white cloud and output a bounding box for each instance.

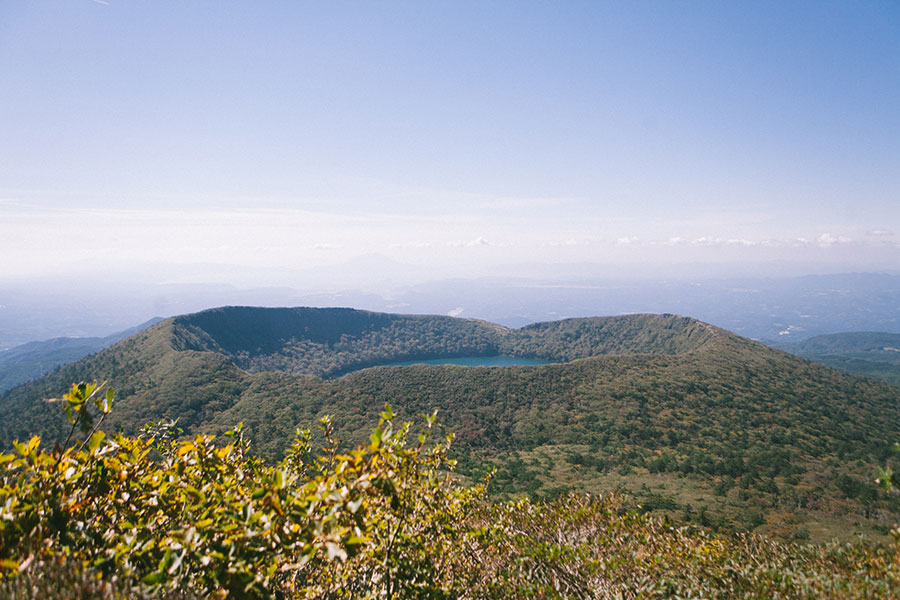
[817,233,853,247]
[448,236,491,248]
[2,200,897,283]
[543,238,584,247]
[671,236,761,248]
[691,237,718,246]
[867,229,894,237]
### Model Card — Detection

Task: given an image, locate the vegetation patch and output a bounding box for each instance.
[1,382,900,598]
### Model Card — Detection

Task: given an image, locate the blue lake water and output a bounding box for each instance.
[381,355,553,368]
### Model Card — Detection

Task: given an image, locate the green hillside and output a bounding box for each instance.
[2,307,899,542]
[4,394,898,599]
[773,332,900,387]
[0,317,163,392]
[166,307,712,377]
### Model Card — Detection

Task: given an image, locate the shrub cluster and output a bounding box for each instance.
[0,382,481,598]
[1,382,899,599]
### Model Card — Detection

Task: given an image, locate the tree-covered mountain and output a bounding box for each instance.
[168,307,507,377]
[1,306,898,542]
[770,332,900,387]
[165,306,712,377]
[0,317,164,392]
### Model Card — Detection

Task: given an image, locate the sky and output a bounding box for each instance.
[1,1,899,285]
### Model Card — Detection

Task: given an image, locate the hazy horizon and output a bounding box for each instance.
[2,1,898,286]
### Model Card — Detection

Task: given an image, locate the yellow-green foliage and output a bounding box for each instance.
[0,383,480,599]
[1,383,899,599]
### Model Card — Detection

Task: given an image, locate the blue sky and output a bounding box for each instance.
[1,1,898,282]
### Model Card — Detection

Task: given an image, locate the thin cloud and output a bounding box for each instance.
[817,233,853,247]
[543,238,584,247]
[867,229,894,237]
[683,237,758,248]
[691,237,719,246]
[448,237,491,248]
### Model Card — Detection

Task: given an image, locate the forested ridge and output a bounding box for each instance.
[774,332,900,387]
[2,307,900,543]
[166,307,714,378]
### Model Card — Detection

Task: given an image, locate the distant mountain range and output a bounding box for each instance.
[4,271,900,349]
[0,317,163,392]
[1,307,898,543]
[769,332,900,387]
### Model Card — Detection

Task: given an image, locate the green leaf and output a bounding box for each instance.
[101,388,114,413]
[88,431,106,452]
[370,427,382,448]
[344,535,368,546]
[877,466,894,493]
[142,571,165,586]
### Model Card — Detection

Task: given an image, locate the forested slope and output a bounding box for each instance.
[2,306,899,541]
[0,317,163,392]
[773,332,900,387]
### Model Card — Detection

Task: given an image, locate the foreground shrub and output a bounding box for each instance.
[1,382,899,598]
[0,383,479,598]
